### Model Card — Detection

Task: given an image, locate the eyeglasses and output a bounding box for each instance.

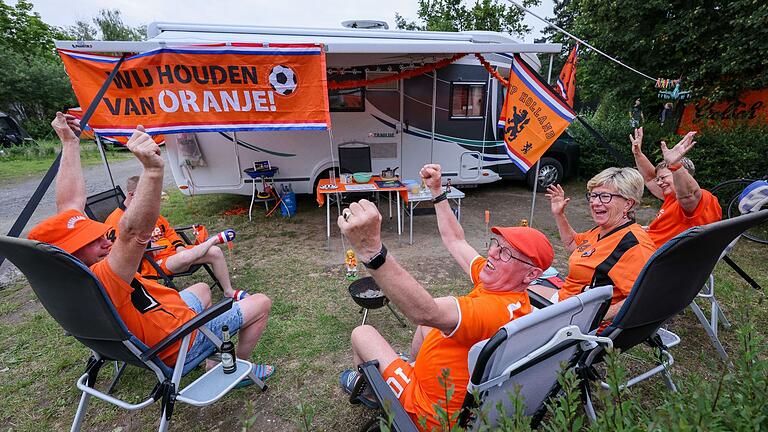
[654,173,672,183]
[489,238,536,267]
[585,192,624,204]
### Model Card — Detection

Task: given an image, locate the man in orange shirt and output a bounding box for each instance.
[337,164,553,430]
[105,176,248,300]
[630,128,722,248]
[28,113,272,381]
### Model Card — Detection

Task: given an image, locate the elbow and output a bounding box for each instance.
[412,302,442,328]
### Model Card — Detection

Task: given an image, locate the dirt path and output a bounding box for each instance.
[0,151,175,285]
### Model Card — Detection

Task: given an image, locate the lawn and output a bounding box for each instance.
[0,140,132,184]
[0,180,765,431]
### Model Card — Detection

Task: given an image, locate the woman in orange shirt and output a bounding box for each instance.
[535,167,656,320]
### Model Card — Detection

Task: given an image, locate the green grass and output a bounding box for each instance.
[0,139,132,183]
[0,183,766,431]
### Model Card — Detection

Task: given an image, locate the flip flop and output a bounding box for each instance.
[339,369,380,409]
[234,364,275,389]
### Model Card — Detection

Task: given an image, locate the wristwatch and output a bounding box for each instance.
[362,244,388,270]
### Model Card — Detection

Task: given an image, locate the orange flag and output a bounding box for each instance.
[498,55,575,172]
[556,45,579,108]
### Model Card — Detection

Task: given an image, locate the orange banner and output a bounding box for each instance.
[58,44,330,136]
[498,55,575,172]
[678,88,767,133]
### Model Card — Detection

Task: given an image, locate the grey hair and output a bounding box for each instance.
[656,157,695,176]
[586,167,644,219]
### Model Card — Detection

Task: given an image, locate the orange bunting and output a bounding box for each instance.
[475,53,509,87]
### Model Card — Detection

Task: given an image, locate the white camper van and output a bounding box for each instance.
[56,23,579,195]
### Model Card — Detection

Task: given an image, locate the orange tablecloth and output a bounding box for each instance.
[315,177,409,206]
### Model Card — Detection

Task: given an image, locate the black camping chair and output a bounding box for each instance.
[339,144,372,175]
[350,286,614,431]
[0,236,266,432]
[577,210,768,419]
[85,186,221,291]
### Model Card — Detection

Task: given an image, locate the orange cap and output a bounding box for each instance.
[491,226,554,269]
[28,209,111,254]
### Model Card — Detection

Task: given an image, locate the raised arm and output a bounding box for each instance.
[630,127,664,199]
[338,199,458,335]
[51,112,86,212]
[662,132,702,214]
[107,127,166,283]
[420,164,479,276]
[545,184,579,253]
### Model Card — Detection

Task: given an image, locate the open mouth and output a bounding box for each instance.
[486,261,496,271]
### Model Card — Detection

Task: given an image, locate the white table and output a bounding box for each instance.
[404,187,465,245]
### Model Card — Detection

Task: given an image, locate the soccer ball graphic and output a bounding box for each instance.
[268,65,298,96]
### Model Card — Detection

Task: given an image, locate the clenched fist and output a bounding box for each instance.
[127,126,164,171]
[51,112,81,143]
[337,199,383,262]
[419,164,443,196]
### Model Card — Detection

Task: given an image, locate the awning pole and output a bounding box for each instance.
[528,53,555,228]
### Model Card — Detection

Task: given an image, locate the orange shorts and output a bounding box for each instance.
[382,359,440,431]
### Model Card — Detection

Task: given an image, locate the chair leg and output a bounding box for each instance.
[713,298,732,329]
[690,302,729,361]
[107,362,127,394]
[660,365,677,392]
[580,379,597,423]
[70,392,91,432]
[158,406,172,432]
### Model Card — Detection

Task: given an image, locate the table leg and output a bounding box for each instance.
[326,195,330,241]
[388,191,392,219]
[396,193,401,236]
[409,202,414,245]
[249,181,255,222]
[457,198,462,222]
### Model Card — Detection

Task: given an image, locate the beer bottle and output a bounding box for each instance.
[220,325,237,374]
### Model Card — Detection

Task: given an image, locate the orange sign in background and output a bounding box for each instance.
[678,88,767,133]
[58,43,330,136]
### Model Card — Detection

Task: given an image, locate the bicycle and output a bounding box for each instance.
[709,175,768,245]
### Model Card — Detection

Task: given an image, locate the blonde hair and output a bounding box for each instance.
[587,167,644,219]
[126,176,140,193]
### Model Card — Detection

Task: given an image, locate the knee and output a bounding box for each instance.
[207,245,224,260]
[198,283,212,306]
[351,325,377,345]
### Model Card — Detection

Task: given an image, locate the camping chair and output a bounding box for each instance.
[350,286,614,431]
[85,186,221,291]
[0,235,266,432]
[577,210,768,419]
[339,144,372,175]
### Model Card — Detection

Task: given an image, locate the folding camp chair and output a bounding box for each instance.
[0,235,266,432]
[85,186,221,291]
[350,286,614,431]
[578,210,768,418]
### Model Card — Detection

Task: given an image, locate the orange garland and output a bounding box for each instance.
[475,53,508,88]
[327,53,468,90]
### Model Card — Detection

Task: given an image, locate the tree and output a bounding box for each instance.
[395,0,541,36]
[65,9,146,41]
[547,0,768,106]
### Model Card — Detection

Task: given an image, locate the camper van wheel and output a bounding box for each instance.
[527,157,563,191]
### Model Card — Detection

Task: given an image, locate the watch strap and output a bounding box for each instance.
[363,244,388,270]
[432,191,448,204]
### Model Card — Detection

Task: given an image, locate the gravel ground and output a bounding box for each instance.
[0,150,175,285]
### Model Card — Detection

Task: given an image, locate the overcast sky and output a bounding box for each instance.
[13,0,555,43]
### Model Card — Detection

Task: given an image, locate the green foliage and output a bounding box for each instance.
[395,0,540,36]
[546,0,768,104]
[568,113,768,187]
[64,9,146,41]
[294,402,316,431]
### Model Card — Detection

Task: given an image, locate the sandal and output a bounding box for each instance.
[340,369,380,409]
[234,364,275,389]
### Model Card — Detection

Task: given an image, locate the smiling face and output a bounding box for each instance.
[479,236,534,292]
[72,236,113,267]
[654,167,675,196]
[588,184,634,233]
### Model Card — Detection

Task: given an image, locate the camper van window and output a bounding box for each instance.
[328,70,366,112]
[450,82,485,119]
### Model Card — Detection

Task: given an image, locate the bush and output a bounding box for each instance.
[568,112,768,189]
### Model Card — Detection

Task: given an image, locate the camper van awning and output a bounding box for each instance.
[55,22,561,68]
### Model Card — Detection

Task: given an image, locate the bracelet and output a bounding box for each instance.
[432,191,448,204]
[668,162,683,172]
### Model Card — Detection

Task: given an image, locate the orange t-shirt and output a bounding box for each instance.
[401,256,532,425]
[559,222,656,306]
[647,190,722,248]
[90,259,197,366]
[105,208,187,277]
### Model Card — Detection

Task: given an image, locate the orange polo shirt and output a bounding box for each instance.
[647,190,722,248]
[90,259,197,366]
[401,256,532,426]
[560,222,656,306]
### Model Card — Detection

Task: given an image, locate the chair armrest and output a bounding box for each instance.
[174,225,195,232]
[146,245,166,253]
[141,298,234,361]
[173,225,198,246]
[355,361,418,432]
[529,290,553,309]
